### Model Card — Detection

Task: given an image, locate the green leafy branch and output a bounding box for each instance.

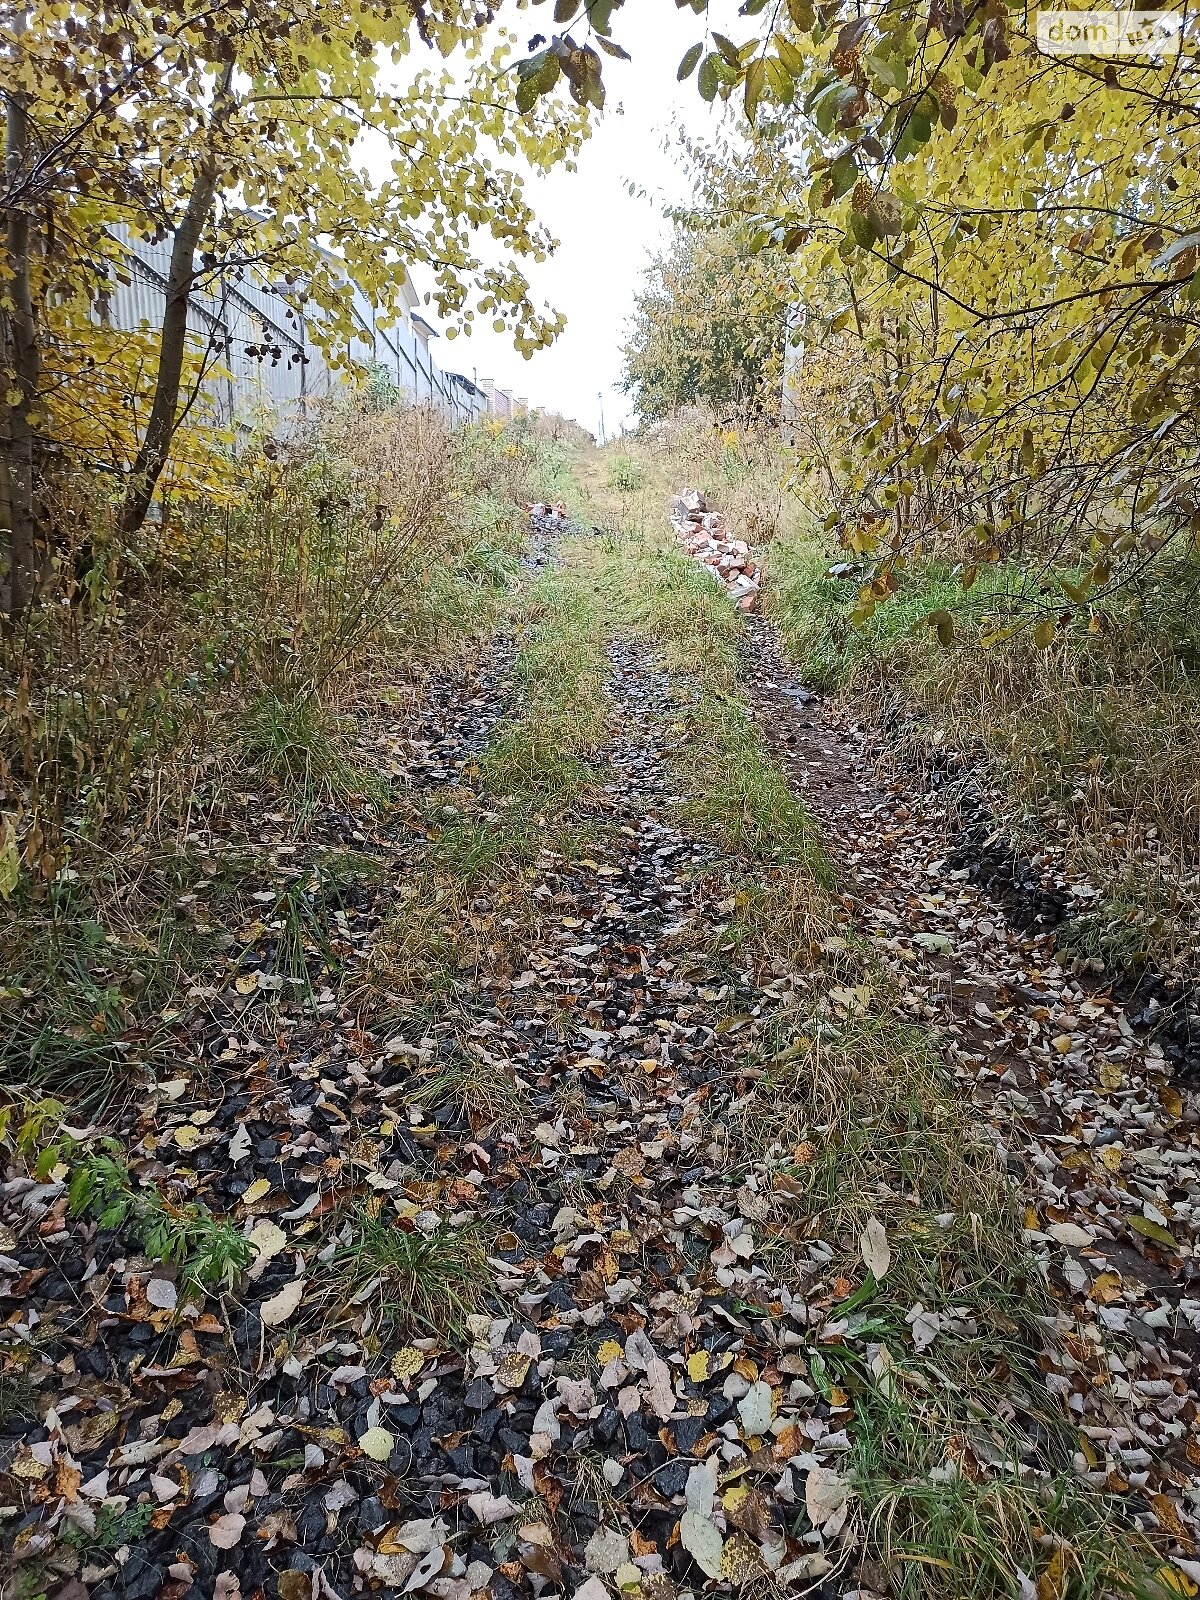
[2,1097,253,1294]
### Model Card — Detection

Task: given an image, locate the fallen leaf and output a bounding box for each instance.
[208,1512,245,1549]
[679,1511,724,1579]
[260,1277,305,1325]
[859,1215,891,1280]
[737,1380,773,1437]
[469,1491,521,1524]
[358,1427,395,1462]
[805,1465,848,1527]
[1129,1214,1177,1249]
[1047,1222,1093,1248]
[248,1220,288,1266]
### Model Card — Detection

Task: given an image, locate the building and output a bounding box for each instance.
[104,228,510,432]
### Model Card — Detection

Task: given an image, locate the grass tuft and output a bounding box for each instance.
[410,1048,531,1131]
[239,691,387,807]
[329,1206,490,1336]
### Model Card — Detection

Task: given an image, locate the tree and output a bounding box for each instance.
[621,223,789,421]
[512,0,1198,626]
[0,0,591,614]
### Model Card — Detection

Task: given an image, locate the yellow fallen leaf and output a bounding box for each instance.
[1091,1270,1123,1304]
[1150,1493,1195,1552]
[1036,1546,1069,1600]
[494,1350,532,1388]
[391,1347,425,1381]
[1098,1062,1123,1090]
[173,1125,201,1151]
[1100,1145,1124,1173]
[721,1484,748,1513]
[1154,1566,1197,1596]
[720,1531,763,1583]
[598,1340,623,1366]
[687,1351,710,1383]
[1053,1034,1074,1055]
[732,1357,759,1381]
[1161,1086,1184,1120]
[240,1178,272,1207]
[235,974,258,995]
[247,1221,287,1264]
[358,1426,394,1462]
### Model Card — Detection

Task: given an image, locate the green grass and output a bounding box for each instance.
[606,455,645,492]
[676,689,834,883]
[58,1141,254,1292]
[765,536,971,689]
[427,814,538,884]
[0,903,172,1108]
[239,690,388,807]
[329,1207,491,1336]
[365,876,475,1004]
[852,1438,1173,1600]
[476,560,612,814]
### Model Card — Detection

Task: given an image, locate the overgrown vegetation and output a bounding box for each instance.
[766,525,1200,976]
[573,425,1183,1595]
[0,404,568,1288]
[728,1003,1174,1599]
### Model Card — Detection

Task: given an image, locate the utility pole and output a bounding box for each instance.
[597,390,605,447]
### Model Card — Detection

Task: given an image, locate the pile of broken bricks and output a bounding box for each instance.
[669,489,759,612]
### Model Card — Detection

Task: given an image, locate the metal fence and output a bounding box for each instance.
[106,228,494,432]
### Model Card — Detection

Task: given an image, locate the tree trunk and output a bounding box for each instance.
[121,61,232,537]
[2,10,42,621]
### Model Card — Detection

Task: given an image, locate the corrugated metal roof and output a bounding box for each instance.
[103,228,490,431]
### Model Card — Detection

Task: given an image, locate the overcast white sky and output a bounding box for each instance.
[412,11,733,437]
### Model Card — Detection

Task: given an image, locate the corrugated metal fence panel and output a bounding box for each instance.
[104,228,486,433]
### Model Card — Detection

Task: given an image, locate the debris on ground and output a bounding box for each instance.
[525,502,584,539]
[669,489,759,611]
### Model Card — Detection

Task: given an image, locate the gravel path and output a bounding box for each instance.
[5,567,1198,1600]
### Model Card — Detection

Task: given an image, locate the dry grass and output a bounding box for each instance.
[767,531,1200,977]
[730,1009,1016,1293]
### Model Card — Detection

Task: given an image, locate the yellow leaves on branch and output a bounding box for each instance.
[2,0,593,495]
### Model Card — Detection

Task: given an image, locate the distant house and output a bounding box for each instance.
[475,379,514,420]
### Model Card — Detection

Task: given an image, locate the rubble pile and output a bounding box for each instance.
[525,501,580,538]
[669,488,759,611]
